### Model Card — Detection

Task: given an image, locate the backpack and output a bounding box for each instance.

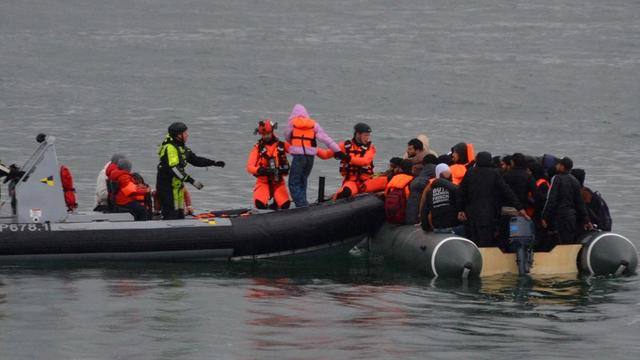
[60,165,77,212]
[587,189,612,231]
[385,186,408,224]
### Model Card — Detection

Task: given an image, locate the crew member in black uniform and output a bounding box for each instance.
[156,122,225,219]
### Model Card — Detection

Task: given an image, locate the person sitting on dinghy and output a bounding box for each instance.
[420,163,463,235]
[94,153,126,212]
[108,159,151,221]
[156,122,225,220]
[247,119,291,210]
[317,122,388,199]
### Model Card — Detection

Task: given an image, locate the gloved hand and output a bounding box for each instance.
[334,151,347,160]
[213,161,225,168]
[257,167,275,176]
[192,180,204,190]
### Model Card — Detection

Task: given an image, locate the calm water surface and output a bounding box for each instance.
[1,0,640,359]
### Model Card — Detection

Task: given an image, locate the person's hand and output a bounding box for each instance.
[192,180,204,190]
[257,167,275,176]
[458,211,467,222]
[541,219,548,229]
[585,222,594,231]
[185,206,194,216]
[214,161,225,168]
[335,151,350,162]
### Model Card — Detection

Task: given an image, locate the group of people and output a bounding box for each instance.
[88,103,610,249]
[383,140,611,247]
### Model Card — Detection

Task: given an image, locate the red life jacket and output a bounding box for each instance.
[60,165,77,212]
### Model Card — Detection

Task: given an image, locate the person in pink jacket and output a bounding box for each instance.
[285,104,345,207]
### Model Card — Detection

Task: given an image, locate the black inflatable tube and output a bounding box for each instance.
[0,194,385,260]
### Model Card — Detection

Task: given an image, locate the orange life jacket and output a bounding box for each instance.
[60,165,77,212]
[450,143,475,185]
[249,139,290,183]
[384,173,414,199]
[340,140,375,181]
[289,116,317,151]
[536,178,550,189]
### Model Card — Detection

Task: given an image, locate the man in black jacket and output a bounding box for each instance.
[458,152,529,247]
[421,164,462,234]
[503,153,543,215]
[542,157,592,243]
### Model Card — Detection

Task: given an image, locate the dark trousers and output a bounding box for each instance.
[465,221,497,247]
[124,201,150,221]
[156,173,184,220]
[288,155,314,207]
[555,215,577,244]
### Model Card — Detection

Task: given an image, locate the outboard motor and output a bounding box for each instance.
[509,217,536,275]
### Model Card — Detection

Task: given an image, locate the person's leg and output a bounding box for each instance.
[335,180,359,199]
[157,173,176,219]
[298,155,314,207]
[253,181,270,209]
[557,215,577,244]
[171,179,185,220]
[124,201,149,221]
[273,181,291,209]
[288,155,307,207]
[363,176,388,193]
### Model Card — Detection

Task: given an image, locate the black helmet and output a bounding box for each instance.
[168,122,188,137]
[353,122,372,134]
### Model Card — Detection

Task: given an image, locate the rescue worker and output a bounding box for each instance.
[420,163,463,234]
[457,151,529,247]
[109,159,150,221]
[246,120,291,210]
[94,153,126,211]
[318,123,388,199]
[285,104,344,207]
[449,142,475,185]
[156,122,225,220]
[541,157,592,244]
[384,159,414,224]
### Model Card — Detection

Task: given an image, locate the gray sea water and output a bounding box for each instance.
[1,0,640,359]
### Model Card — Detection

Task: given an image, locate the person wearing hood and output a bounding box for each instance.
[571,168,612,231]
[405,154,438,224]
[403,134,438,163]
[420,163,463,234]
[449,142,475,185]
[247,120,291,210]
[318,122,388,199]
[156,122,225,220]
[503,153,543,218]
[108,159,150,221]
[94,153,126,212]
[541,158,592,244]
[457,151,529,247]
[284,104,343,207]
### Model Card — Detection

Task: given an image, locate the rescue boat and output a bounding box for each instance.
[0,136,384,261]
[370,222,638,278]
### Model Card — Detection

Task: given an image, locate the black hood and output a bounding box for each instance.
[476,151,493,167]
